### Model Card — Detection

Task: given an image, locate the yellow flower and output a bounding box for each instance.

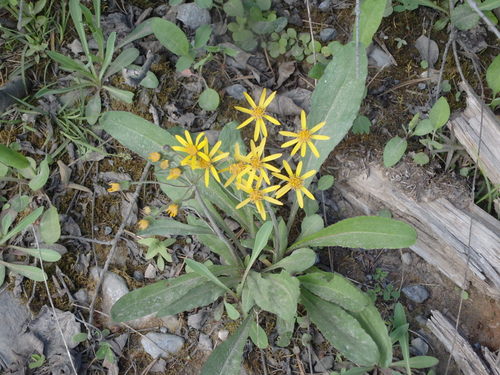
[167,167,182,180]
[166,203,179,217]
[172,130,209,166]
[194,141,229,187]
[236,177,282,220]
[107,182,121,192]
[143,206,152,215]
[159,160,170,169]
[273,160,316,208]
[279,110,329,157]
[239,138,281,186]
[220,144,247,187]
[137,219,149,230]
[148,152,161,162]
[235,89,281,141]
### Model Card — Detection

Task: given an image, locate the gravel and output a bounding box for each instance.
[402,285,430,303]
[141,332,185,359]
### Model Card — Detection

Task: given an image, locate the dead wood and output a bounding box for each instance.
[426,310,495,375]
[448,83,500,187]
[335,156,500,300]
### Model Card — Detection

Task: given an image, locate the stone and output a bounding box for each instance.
[218,329,229,341]
[188,311,206,330]
[418,83,427,90]
[74,288,89,304]
[176,3,211,30]
[411,337,429,355]
[320,28,337,42]
[314,355,335,372]
[401,252,412,265]
[141,332,185,359]
[225,84,246,100]
[402,285,430,303]
[151,359,167,373]
[318,0,332,11]
[161,315,181,333]
[144,264,157,279]
[198,333,212,351]
[133,270,144,282]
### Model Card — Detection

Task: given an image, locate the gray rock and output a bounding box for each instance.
[401,252,412,265]
[74,288,89,304]
[218,329,229,341]
[411,337,429,355]
[161,315,181,333]
[418,83,427,90]
[104,226,112,235]
[198,333,212,351]
[188,311,207,329]
[141,332,185,359]
[314,355,335,372]
[402,285,430,303]
[225,84,246,100]
[176,3,211,30]
[133,270,144,281]
[144,264,157,279]
[320,28,337,42]
[368,45,394,68]
[151,359,167,373]
[415,35,439,68]
[319,0,332,11]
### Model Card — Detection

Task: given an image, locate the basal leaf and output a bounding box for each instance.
[140,218,212,236]
[0,261,47,281]
[290,216,417,250]
[1,207,43,245]
[0,144,30,169]
[358,0,386,47]
[152,18,190,56]
[429,97,450,129]
[39,206,60,244]
[391,356,439,369]
[249,320,268,348]
[28,158,50,191]
[266,248,316,275]
[383,136,407,167]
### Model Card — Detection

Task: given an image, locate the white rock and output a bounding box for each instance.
[198,333,212,351]
[144,264,157,279]
[141,332,185,359]
[218,329,229,341]
[188,311,206,329]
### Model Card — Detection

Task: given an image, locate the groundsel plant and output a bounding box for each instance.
[99,42,434,374]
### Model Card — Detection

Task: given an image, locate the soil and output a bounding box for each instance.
[0,1,499,374]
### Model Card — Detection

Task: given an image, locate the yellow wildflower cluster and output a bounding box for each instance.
[148,90,329,220]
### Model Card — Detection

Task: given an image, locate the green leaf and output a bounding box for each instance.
[117,18,156,49]
[393,302,410,373]
[141,218,213,236]
[247,271,300,322]
[338,367,374,375]
[40,206,60,244]
[104,47,140,79]
[200,315,252,375]
[176,54,194,71]
[0,144,30,169]
[11,195,30,212]
[1,206,44,245]
[103,86,134,103]
[198,88,220,111]
[219,121,247,155]
[266,248,316,275]
[0,264,5,286]
[249,320,268,348]
[194,24,212,48]
[317,175,334,190]
[11,246,61,262]
[451,4,480,30]
[223,0,245,17]
[392,356,439,369]
[486,54,500,96]
[290,216,417,250]
[299,270,370,312]
[478,0,500,10]
[302,43,367,187]
[152,18,190,56]
[28,158,49,191]
[412,152,429,165]
[412,119,434,136]
[185,259,233,293]
[46,50,91,75]
[111,267,235,321]
[0,261,47,281]
[224,300,240,320]
[300,289,380,366]
[429,97,450,129]
[358,0,386,46]
[383,136,407,167]
[276,316,294,347]
[72,332,88,344]
[352,115,372,135]
[100,32,117,81]
[85,92,101,125]
[298,214,324,240]
[100,111,176,159]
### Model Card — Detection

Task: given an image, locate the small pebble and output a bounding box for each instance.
[225,84,246,100]
[320,28,337,42]
[151,359,166,373]
[402,285,430,303]
[218,329,229,341]
[188,311,206,330]
[141,332,184,359]
[418,83,427,90]
[318,0,332,11]
[401,252,412,265]
[104,226,112,235]
[144,264,157,279]
[198,333,212,351]
[411,337,429,355]
[133,270,144,282]
[176,3,211,30]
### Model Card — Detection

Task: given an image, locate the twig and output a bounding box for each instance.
[88,162,151,325]
[32,227,78,375]
[355,0,361,79]
[60,235,114,245]
[305,0,317,67]
[123,50,155,87]
[465,0,500,40]
[434,34,453,101]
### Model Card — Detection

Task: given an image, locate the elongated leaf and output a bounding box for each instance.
[247,271,299,322]
[249,320,268,349]
[100,32,117,81]
[486,54,500,95]
[100,111,176,158]
[11,246,62,262]
[276,316,294,347]
[298,270,370,312]
[350,304,393,368]
[478,0,500,10]
[201,315,252,375]
[393,302,411,373]
[46,50,91,75]
[301,289,380,366]
[298,214,324,240]
[111,266,236,321]
[383,136,407,167]
[185,259,233,293]
[429,97,450,129]
[194,231,240,267]
[290,216,417,250]
[103,86,134,103]
[224,301,241,320]
[0,261,47,281]
[141,218,212,236]
[69,0,91,57]
[39,206,60,244]
[266,248,316,274]
[104,48,140,79]
[117,18,156,48]
[0,264,5,286]
[28,158,50,191]
[248,221,273,268]
[358,0,386,47]
[392,356,439,369]
[152,18,190,56]
[1,207,43,245]
[302,42,367,187]
[85,92,101,125]
[0,145,30,169]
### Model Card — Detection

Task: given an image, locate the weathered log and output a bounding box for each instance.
[426,310,495,375]
[336,159,500,300]
[448,83,500,187]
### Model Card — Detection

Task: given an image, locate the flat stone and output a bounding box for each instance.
[141,332,185,359]
[319,0,332,11]
[176,3,211,30]
[314,355,335,372]
[218,329,229,341]
[411,337,429,355]
[401,252,412,265]
[402,285,430,303]
[188,311,206,329]
[225,84,246,100]
[320,28,337,42]
[161,315,181,333]
[144,264,156,279]
[151,359,167,373]
[198,333,212,351]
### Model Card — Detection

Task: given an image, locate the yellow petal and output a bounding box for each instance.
[262,184,280,193]
[237,116,255,129]
[273,173,290,182]
[291,142,301,156]
[195,132,206,145]
[296,161,303,176]
[282,160,293,176]
[204,170,210,187]
[275,184,292,198]
[236,198,251,209]
[263,195,283,205]
[296,190,304,208]
[262,153,282,162]
[235,106,254,114]
[256,201,266,220]
[259,88,267,106]
[309,142,320,158]
[301,169,317,179]
[279,131,299,137]
[300,110,307,130]
[311,134,330,140]
[254,119,260,141]
[172,145,186,152]
[301,187,315,200]
[300,143,307,157]
[243,92,257,108]
[263,90,276,107]
[184,130,193,144]
[281,139,299,148]
[211,141,222,156]
[175,134,188,146]
[264,115,280,125]
[310,121,326,133]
